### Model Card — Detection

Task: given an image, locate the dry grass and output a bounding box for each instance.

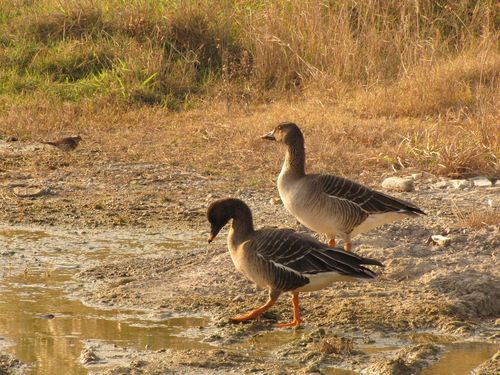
[353,51,500,118]
[452,203,500,229]
[1,0,498,107]
[1,98,497,185]
[316,337,353,356]
[0,0,498,179]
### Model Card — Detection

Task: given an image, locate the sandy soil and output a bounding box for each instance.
[0,138,498,374]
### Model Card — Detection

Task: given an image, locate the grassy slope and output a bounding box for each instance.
[0,0,498,179]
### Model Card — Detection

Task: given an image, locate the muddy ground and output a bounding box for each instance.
[0,138,499,374]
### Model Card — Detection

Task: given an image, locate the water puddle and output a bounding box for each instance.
[0,226,211,374]
[239,329,302,356]
[324,334,499,375]
[0,271,210,373]
[0,226,498,374]
[421,342,499,375]
[0,229,51,241]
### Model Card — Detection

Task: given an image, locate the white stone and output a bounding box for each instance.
[471,177,492,187]
[449,179,471,189]
[433,181,448,189]
[487,198,499,209]
[381,177,414,192]
[431,235,451,247]
[411,173,423,180]
[269,197,281,205]
[232,295,244,302]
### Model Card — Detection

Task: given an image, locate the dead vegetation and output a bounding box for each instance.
[316,337,354,356]
[452,205,500,229]
[0,0,498,180]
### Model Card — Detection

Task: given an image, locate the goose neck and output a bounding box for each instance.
[283,140,305,177]
[229,209,254,245]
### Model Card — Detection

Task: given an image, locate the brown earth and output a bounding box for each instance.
[0,137,498,374]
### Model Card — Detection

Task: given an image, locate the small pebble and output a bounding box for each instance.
[269,197,282,205]
[430,235,451,247]
[433,181,448,189]
[232,295,244,302]
[470,177,492,187]
[449,179,471,189]
[382,177,414,192]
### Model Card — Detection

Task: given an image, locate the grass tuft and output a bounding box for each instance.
[452,204,500,229]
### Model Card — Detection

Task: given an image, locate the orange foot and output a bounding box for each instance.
[344,242,352,252]
[328,238,336,247]
[275,319,301,328]
[275,292,302,328]
[229,296,277,323]
[229,313,260,323]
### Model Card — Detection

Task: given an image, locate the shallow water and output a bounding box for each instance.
[421,342,499,375]
[0,226,498,374]
[0,271,211,374]
[323,337,499,375]
[0,226,210,374]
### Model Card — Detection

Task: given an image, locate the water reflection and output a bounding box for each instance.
[0,271,210,375]
[421,342,499,375]
[0,229,50,241]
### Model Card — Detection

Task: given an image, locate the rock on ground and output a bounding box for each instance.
[382,177,415,192]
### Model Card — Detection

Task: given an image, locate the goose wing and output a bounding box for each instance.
[249,228,382,281]
[312,174,425,215]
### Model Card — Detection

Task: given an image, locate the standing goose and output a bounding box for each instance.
[207,198,383,328]
[262,123,425,251]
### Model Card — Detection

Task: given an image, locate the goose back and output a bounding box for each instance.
[313,174,424,215]
[234,228,382,292]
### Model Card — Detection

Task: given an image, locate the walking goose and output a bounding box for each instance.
[262,122,425,251]
[207,198,383,327]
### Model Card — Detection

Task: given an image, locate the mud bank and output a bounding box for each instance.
[0,138,498,373]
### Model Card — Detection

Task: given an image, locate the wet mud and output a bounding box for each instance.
[0,139,498,374]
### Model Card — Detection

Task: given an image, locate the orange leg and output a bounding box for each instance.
[230,291,279,323]
[275,292,301,328]
[328,238,336,247]
[344,242,352,252]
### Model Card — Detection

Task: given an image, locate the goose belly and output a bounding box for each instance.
[296,272,363,292]
[350,211,411,237]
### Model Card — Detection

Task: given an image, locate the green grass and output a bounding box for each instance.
[0,0,497,116]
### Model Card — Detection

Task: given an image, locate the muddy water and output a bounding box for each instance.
[0,226,498,374]
[0,226,210,374]
[0,271,210,374]
[421,342,499,375]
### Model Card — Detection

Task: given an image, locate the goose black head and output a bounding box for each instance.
[261,122,303,145]
[206,198,253,243]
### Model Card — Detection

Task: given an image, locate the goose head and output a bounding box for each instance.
[207,198,253,243]
[261,122,303,145]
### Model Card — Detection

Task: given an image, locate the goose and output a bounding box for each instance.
[43,135,82,151]
[207,198,383,328]
[261,122,425,251]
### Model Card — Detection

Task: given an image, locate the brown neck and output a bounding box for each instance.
[230,205,255,242]
[283,136,306,177]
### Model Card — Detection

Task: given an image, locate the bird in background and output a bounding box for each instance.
[43,135,82,151]
[261,122,425,252]
[207,198,383,328]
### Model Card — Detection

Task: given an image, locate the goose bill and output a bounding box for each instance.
[261,131,276,140]
[208,224,223,243]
